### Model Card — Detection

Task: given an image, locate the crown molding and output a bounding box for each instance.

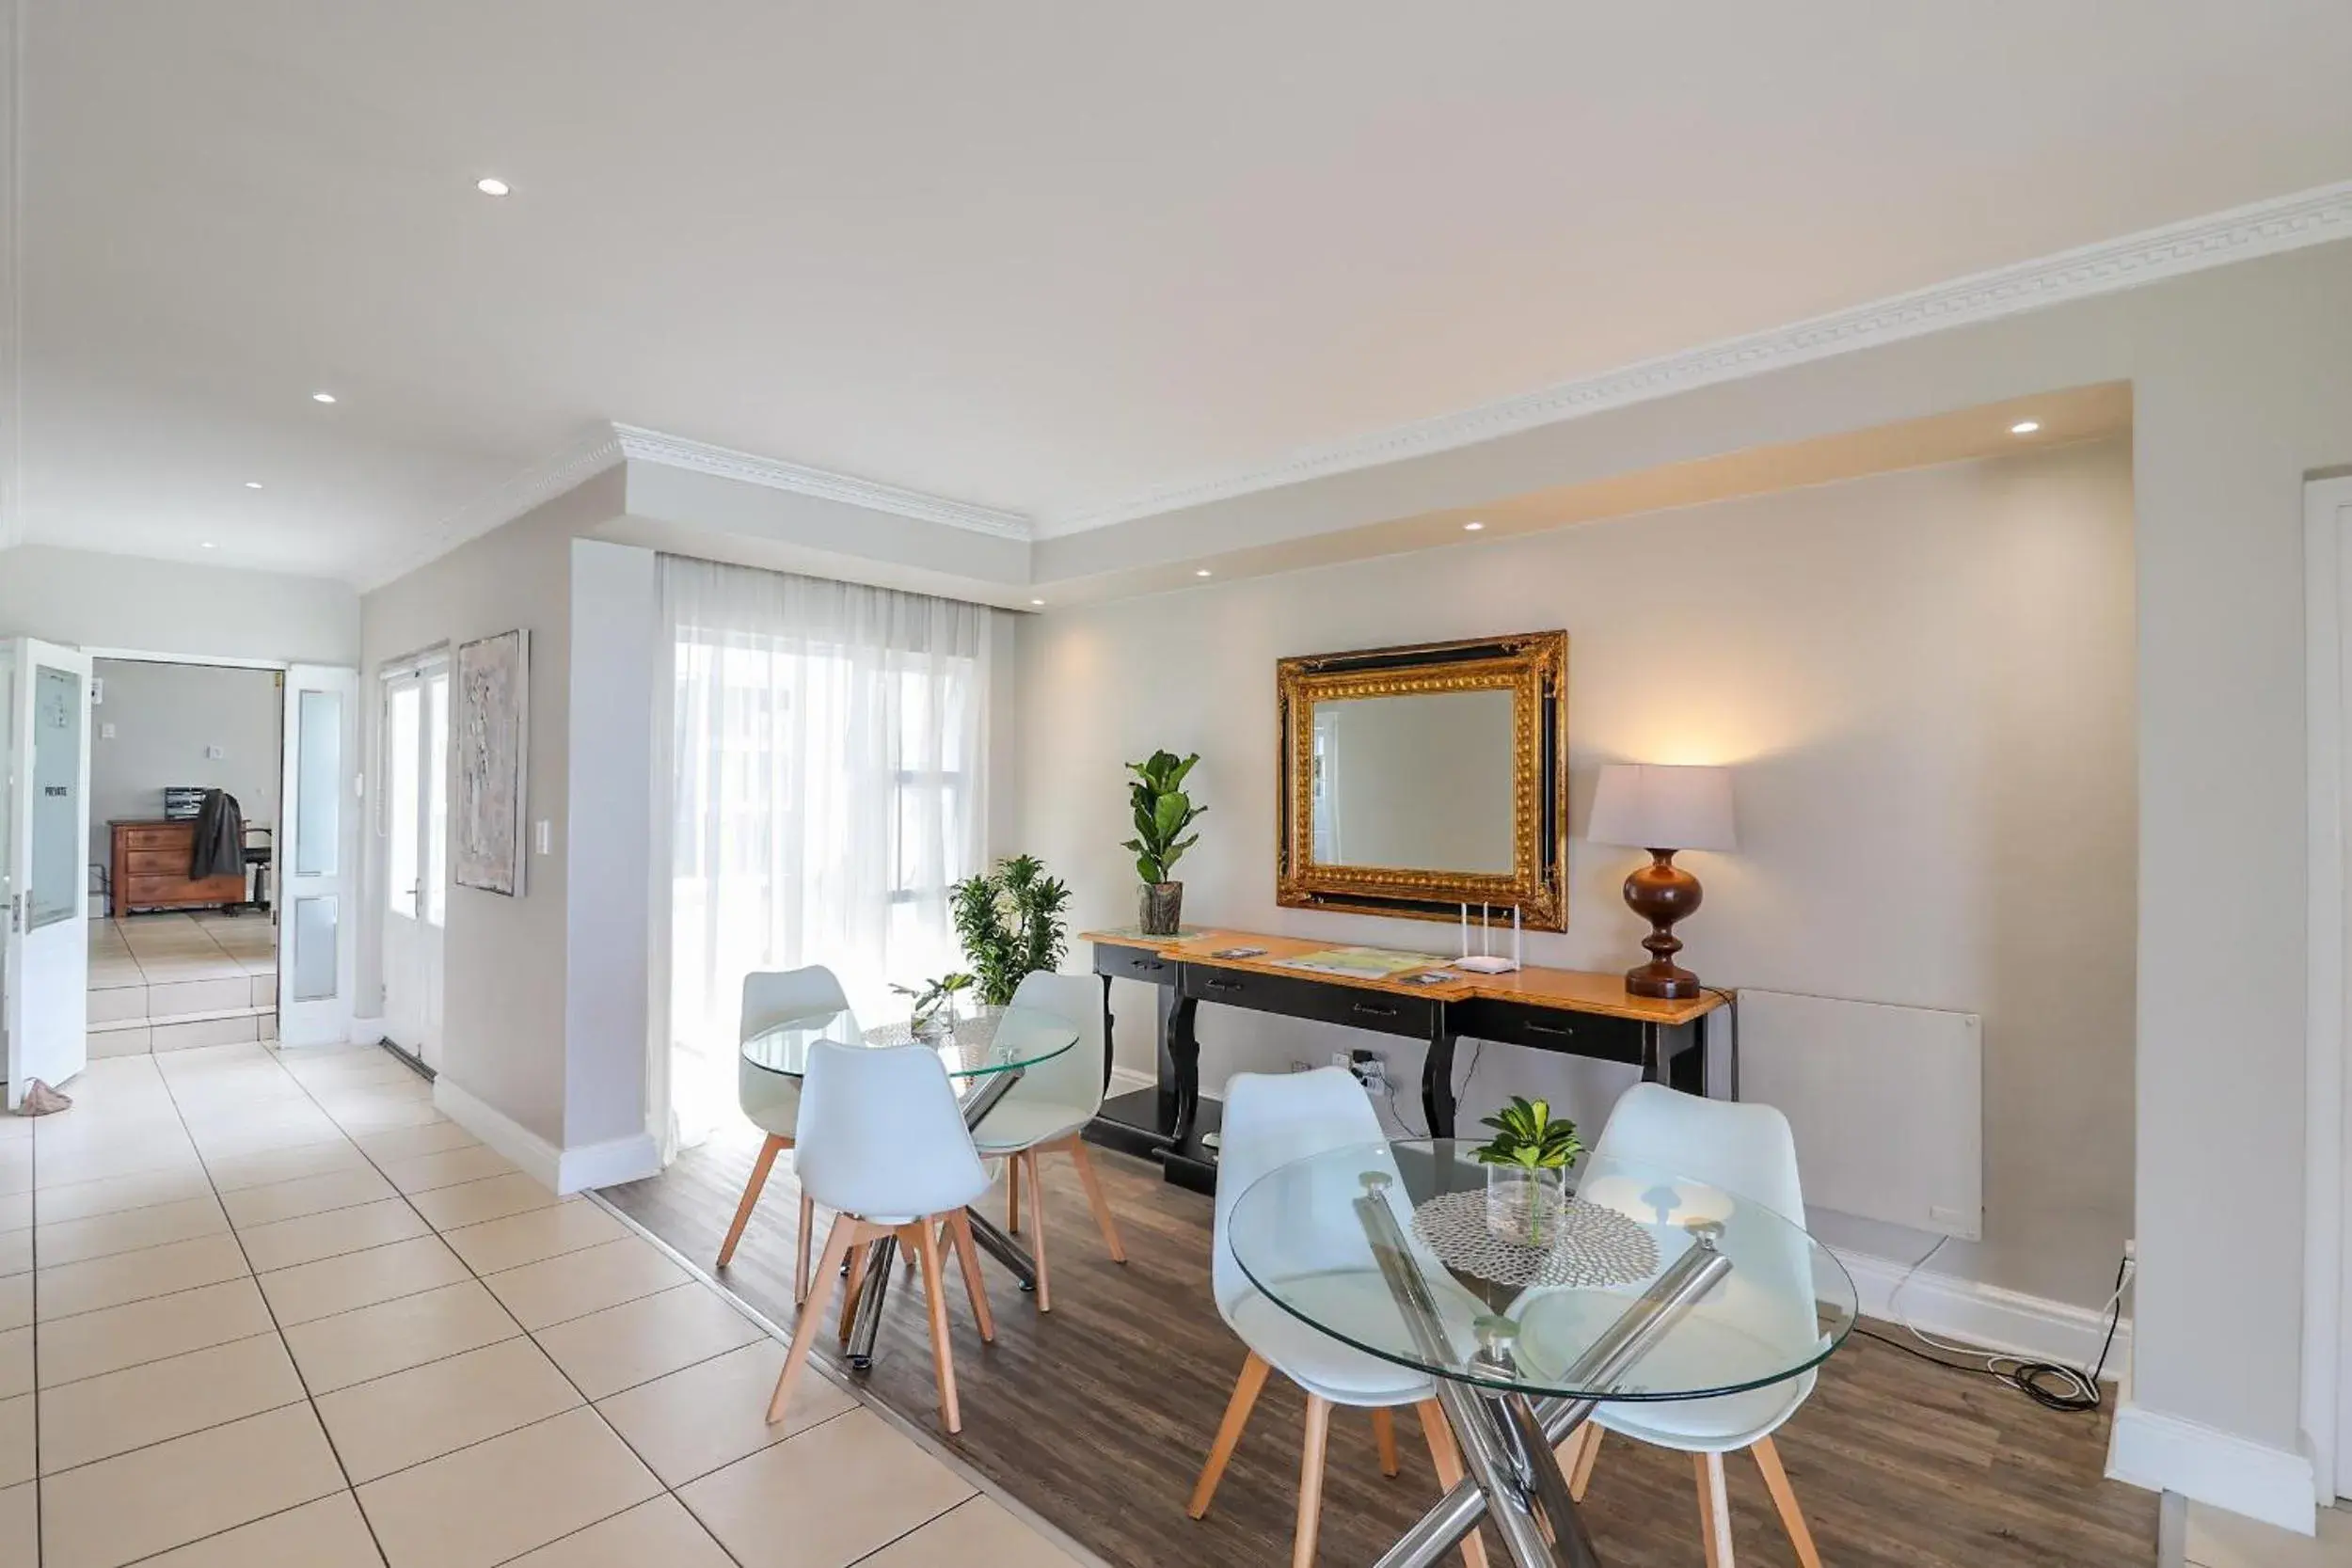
[610,423,1032,541]
[1036,178,2352,537]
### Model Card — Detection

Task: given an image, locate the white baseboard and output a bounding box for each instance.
[1108,1066,1155,1097]
[347,1015,385,1048]
[432,1076,562,1191]
[555,1132,661,1194]
[1833,1245,2132,1376]
[430,1076,659,1196]
[2108,1402,2316,1535]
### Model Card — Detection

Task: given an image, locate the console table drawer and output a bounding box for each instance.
[1184,964,1435,1038]
[1451,999,1645,1064]
[1093,944,1178,983]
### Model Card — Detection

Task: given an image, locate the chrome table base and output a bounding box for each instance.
[1356,1175,1733,1568]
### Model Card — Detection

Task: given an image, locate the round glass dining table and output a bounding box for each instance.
[738,1005,1079,1370]
[739,1004,1077,1084]
[1226,1139,1856,1568]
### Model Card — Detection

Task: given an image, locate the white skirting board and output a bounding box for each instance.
[2106,1403,2316,1535]
[1832,1245,2131,1374]
[432,1075,660,1196]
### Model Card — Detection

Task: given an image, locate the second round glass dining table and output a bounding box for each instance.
[739,1004,1079,1368]
[1225,1139,1856,1568]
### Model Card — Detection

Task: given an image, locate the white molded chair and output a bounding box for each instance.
[969,971,1126,1309]
[717,966,853,1302]
[1559,1084,1824,1568]
[1188,1068,1487,1568]
[768,1041,996,1433]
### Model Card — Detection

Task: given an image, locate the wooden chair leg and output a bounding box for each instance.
[946,1211,995,1341]
[1415,1402,1489,1568]
[1750,1437,1821,1568]
[1187,1352,1271,1519]
[717,1133,787,1267]
[1294,1395,1332,1568]
[1062,1135,1126,1263]
[1693,1451,1734,1568]
[1008,1152,1023,1235]
[1371,1405,1400,1477]
[794,1193,815,1303]
[769,1212,856,1423]
[1565,1424,1603,1502]
[907,1219,961,1433]
[1024,1150,1053,1311]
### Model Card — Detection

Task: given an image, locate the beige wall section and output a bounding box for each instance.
[1020,439,2137,1311]
[358,468,627,1148]
[89,659,282,864]
[1025,237,2352,1472]
[0,545,359,664]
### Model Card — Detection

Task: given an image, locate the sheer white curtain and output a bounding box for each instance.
[656,557,992,1153]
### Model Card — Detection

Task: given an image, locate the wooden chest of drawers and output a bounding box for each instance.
[110,819,246,916]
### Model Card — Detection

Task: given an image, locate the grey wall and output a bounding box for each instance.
[89,659,281,867]
[1020,438,2138,1314]
[358,469,625,1147]
[0,545,359,664]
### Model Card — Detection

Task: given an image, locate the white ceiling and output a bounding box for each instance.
[15,1,2352,583]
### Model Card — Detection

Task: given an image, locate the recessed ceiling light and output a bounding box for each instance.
[1195,568,1213,578]
[311,391,337,404]
[1463,520,1486,531]
[199,541,216,549]
[1029,598,1045,607]
[244,481,263,490]
[2010,419,2041,435]
[476,177,512,197]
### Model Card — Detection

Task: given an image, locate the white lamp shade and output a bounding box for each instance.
[1586,764,1736,852]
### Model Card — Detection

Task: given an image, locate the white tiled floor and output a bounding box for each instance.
[1,1043,1088,1567]
[2186,1500,2352,1567]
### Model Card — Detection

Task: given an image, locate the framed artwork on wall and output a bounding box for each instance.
[454,628,530,896]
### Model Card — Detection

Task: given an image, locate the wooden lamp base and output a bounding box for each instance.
[1622,849,1704,1000]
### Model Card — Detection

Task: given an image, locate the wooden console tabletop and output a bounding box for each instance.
[1079,926,1730,1192]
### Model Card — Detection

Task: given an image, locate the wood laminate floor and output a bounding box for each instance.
[602,1121,2157,1568]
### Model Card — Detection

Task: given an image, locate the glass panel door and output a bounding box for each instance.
[4,637,94,1105]
[380,661,448,1066]
[278,664,358,1047]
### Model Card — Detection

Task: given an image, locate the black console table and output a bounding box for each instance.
[1079,927,1728,1194]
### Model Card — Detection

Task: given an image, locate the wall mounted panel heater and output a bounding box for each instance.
[1737,989,1983,1241]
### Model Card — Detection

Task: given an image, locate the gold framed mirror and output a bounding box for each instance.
[1276,630,1568,930]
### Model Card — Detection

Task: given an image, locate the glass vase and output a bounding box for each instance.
[1485,1164,1567,1248]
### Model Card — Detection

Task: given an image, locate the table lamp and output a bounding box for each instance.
[1586,764,1736,1000]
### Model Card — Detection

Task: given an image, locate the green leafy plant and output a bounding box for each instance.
[950,854,1073,1006]
[890,971,974,1029]
[1471,1096,1584,1171]
[1122,750,1206,884]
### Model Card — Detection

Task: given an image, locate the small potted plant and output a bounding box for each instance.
[950,854,1073,1006]
[891,972,975,1042]
[1123,749,1205,936]
[1471,1096,1583,1247]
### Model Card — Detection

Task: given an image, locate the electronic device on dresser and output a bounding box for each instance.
[1080,927,1726,1193]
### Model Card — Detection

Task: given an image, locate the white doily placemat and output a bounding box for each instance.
[1410,1189,1660,1289]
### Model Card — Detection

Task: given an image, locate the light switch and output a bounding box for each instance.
[100,722,116,740]
[534,819,553,855]
[205,745,224,760]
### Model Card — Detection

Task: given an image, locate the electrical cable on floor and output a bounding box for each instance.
[1859,1238,2133,1415]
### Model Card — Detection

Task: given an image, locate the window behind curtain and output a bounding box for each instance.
[659,557,993,1151]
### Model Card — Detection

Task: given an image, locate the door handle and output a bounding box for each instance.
[1522,1021,1573,1037]
[1135,960,1165,972]
[1351,1002,1400,1019]
[1204,977,1245,992]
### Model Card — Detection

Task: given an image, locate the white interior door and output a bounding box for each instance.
[380,662,448,1066]
[3,638,94,1105]
[278,664,359,1048]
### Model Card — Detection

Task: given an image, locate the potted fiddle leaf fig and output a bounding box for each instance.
[1122,750,1206,936]
[950,854,1073,1006]
[1472,1096,1583,1247]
